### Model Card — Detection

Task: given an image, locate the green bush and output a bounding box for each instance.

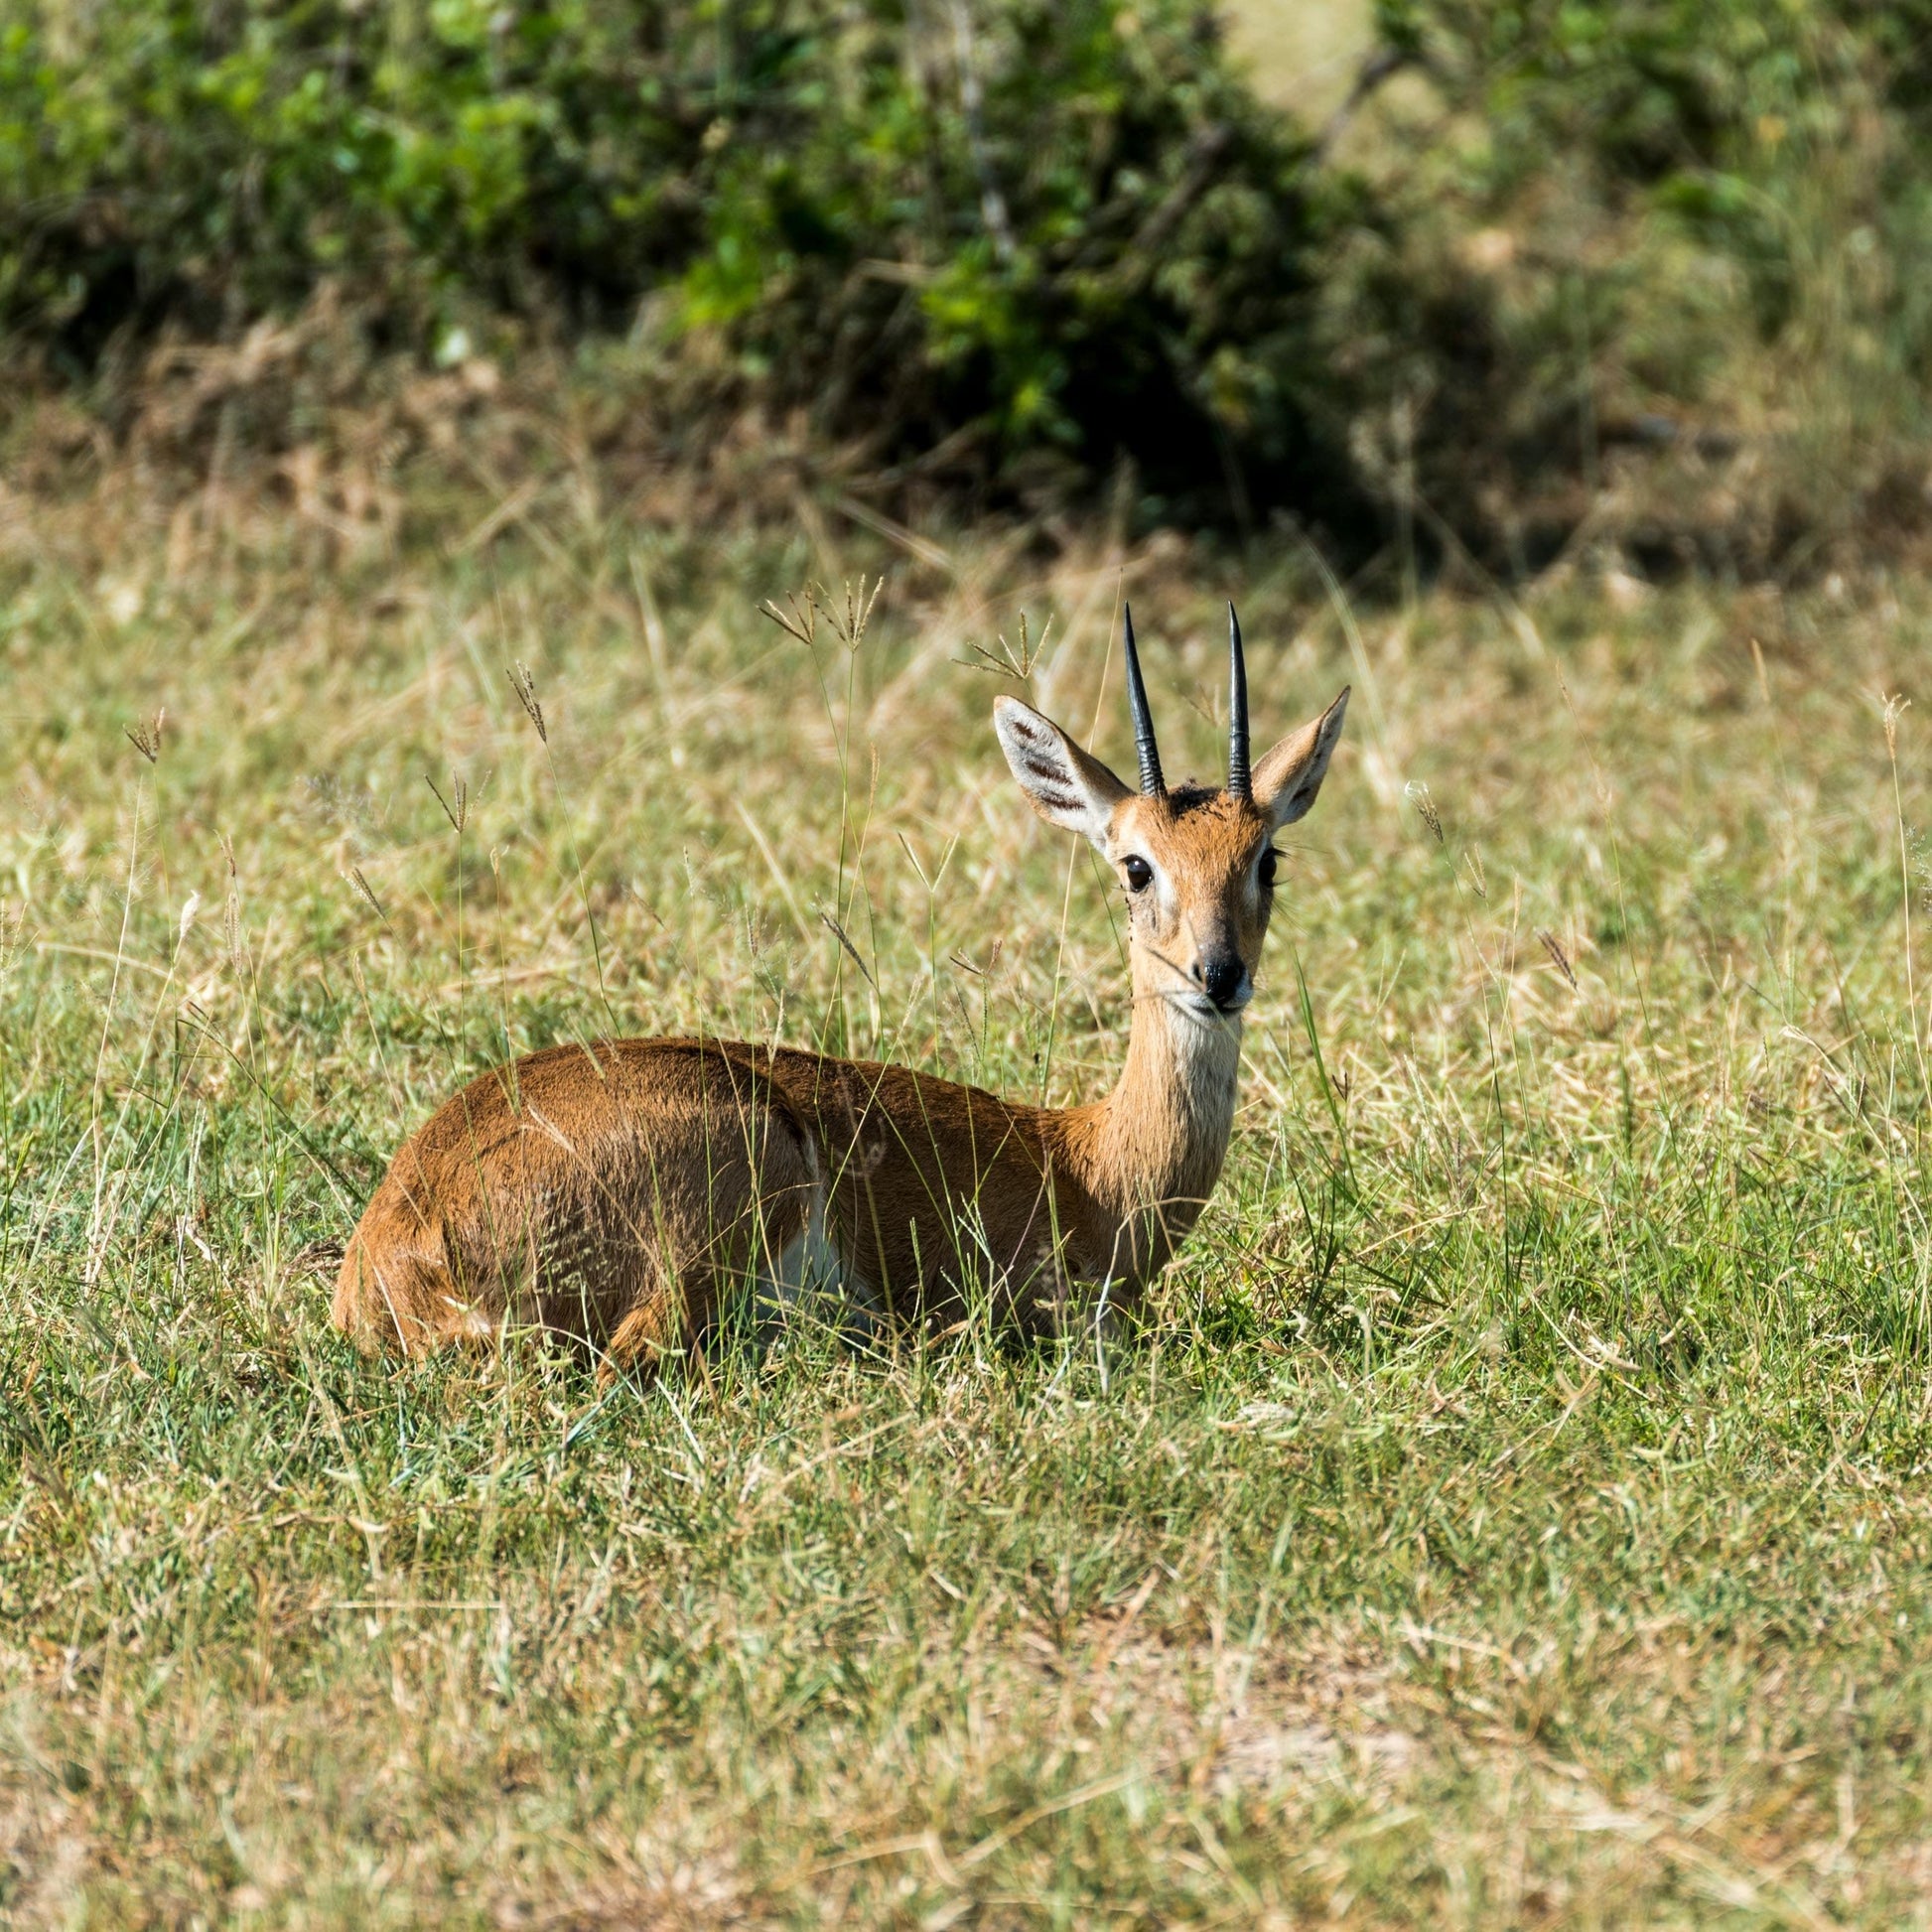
[16,0,1932,558]
[1379,0,1880,330]
[0,0,1370,519]
[1342,0,1932,566]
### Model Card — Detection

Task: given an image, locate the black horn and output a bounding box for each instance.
[1122,603,1165,797]
[1227,602,1251,799]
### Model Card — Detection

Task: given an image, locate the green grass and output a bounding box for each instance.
[4,476,1932,1928]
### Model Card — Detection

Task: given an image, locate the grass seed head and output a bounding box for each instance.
[125,708,165,763]
[1537,927,1579,992]
[760,592,816,648]
[219,835,248,976]
[509,663,547,743]
[347,867,390,928]
[1882,690,1909,761]
[838,575,884,651]
[1405,779,1444,845]
[959,610,1049,681]
[761,578,884,656]
[820,910,877,990]
[427,772,470,833]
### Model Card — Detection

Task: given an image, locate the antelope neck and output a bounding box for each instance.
[1068,978,1243,1277]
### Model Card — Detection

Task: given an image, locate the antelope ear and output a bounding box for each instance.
[1253,687,1350,829]
[994,697,1131,851]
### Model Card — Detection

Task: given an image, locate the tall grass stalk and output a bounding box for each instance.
[1882,695,1931,1104]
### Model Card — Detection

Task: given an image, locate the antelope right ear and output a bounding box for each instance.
[994,697,1131,851]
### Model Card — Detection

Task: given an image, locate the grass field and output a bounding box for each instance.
[4,470,1932,1927]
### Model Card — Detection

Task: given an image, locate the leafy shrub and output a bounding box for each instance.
[17,0,1932,563]
[1378,0,1878,325]
[1343,0,1932,568]
[0,0,1372,521]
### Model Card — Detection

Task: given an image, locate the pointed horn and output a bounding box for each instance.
[1122,603,1165,796]
[1227,601,1251,799]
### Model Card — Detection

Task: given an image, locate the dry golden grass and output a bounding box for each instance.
[2,454,1932,1925]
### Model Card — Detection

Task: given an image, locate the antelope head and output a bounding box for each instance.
[995,605,1349,1028]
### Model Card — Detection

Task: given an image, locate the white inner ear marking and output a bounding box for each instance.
[994,697,1130,851]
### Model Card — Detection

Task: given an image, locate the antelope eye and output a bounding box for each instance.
[1258,849,1280,889]
[1123,855,1153,894]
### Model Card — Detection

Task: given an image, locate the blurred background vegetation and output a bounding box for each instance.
[7,0,1932,572]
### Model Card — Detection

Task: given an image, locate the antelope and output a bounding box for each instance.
[333,607,1348,1372]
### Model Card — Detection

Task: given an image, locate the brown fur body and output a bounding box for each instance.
[333,1015,1237,1368]
[334,660,1348,1374]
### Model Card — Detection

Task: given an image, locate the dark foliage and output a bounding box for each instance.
[0,0,1375,523]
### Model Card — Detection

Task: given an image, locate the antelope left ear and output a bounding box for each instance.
[1253,687,1349,829]
[994,695,1132,851]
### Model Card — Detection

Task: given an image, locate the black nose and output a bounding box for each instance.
[1200,954,1245,1010]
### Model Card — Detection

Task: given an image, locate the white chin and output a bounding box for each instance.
[1181,997,1244,1023]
